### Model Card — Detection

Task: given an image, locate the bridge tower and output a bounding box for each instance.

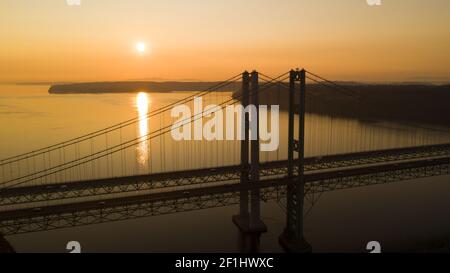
[233,71,267,237]
[279,69,312,253]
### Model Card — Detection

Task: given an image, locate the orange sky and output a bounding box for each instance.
[0,0,449,83]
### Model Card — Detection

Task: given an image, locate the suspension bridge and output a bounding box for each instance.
[0,69,449,252]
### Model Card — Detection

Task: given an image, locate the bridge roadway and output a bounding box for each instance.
[0,155,449,235]
[1,143,450,207]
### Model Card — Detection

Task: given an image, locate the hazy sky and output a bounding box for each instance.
[0,0,449,82]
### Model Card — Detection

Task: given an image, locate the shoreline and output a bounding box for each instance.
[48,81,241,94]
[46,81,450,128]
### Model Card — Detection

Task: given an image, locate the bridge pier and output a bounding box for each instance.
[0,233,15,253]
[237,231,262,253]
[279,69,311,253]
[233,71,267,235]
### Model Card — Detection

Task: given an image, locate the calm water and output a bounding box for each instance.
[1,84,450,253]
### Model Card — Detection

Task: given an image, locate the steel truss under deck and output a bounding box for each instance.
[1,143,449,206]
[1,156,449,235]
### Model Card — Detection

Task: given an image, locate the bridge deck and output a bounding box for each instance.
[1,156,449,235]
[1,143,449,206]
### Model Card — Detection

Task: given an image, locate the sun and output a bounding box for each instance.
[136,42,147,54]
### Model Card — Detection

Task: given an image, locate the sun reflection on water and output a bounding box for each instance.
[136,92,150,168]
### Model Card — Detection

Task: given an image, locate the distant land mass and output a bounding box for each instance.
[242,83,450,127]
[49,81,450,127]
[48,81,240,94]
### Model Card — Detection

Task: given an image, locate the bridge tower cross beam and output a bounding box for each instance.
[279,69,312,253]
[233,71,267,242]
